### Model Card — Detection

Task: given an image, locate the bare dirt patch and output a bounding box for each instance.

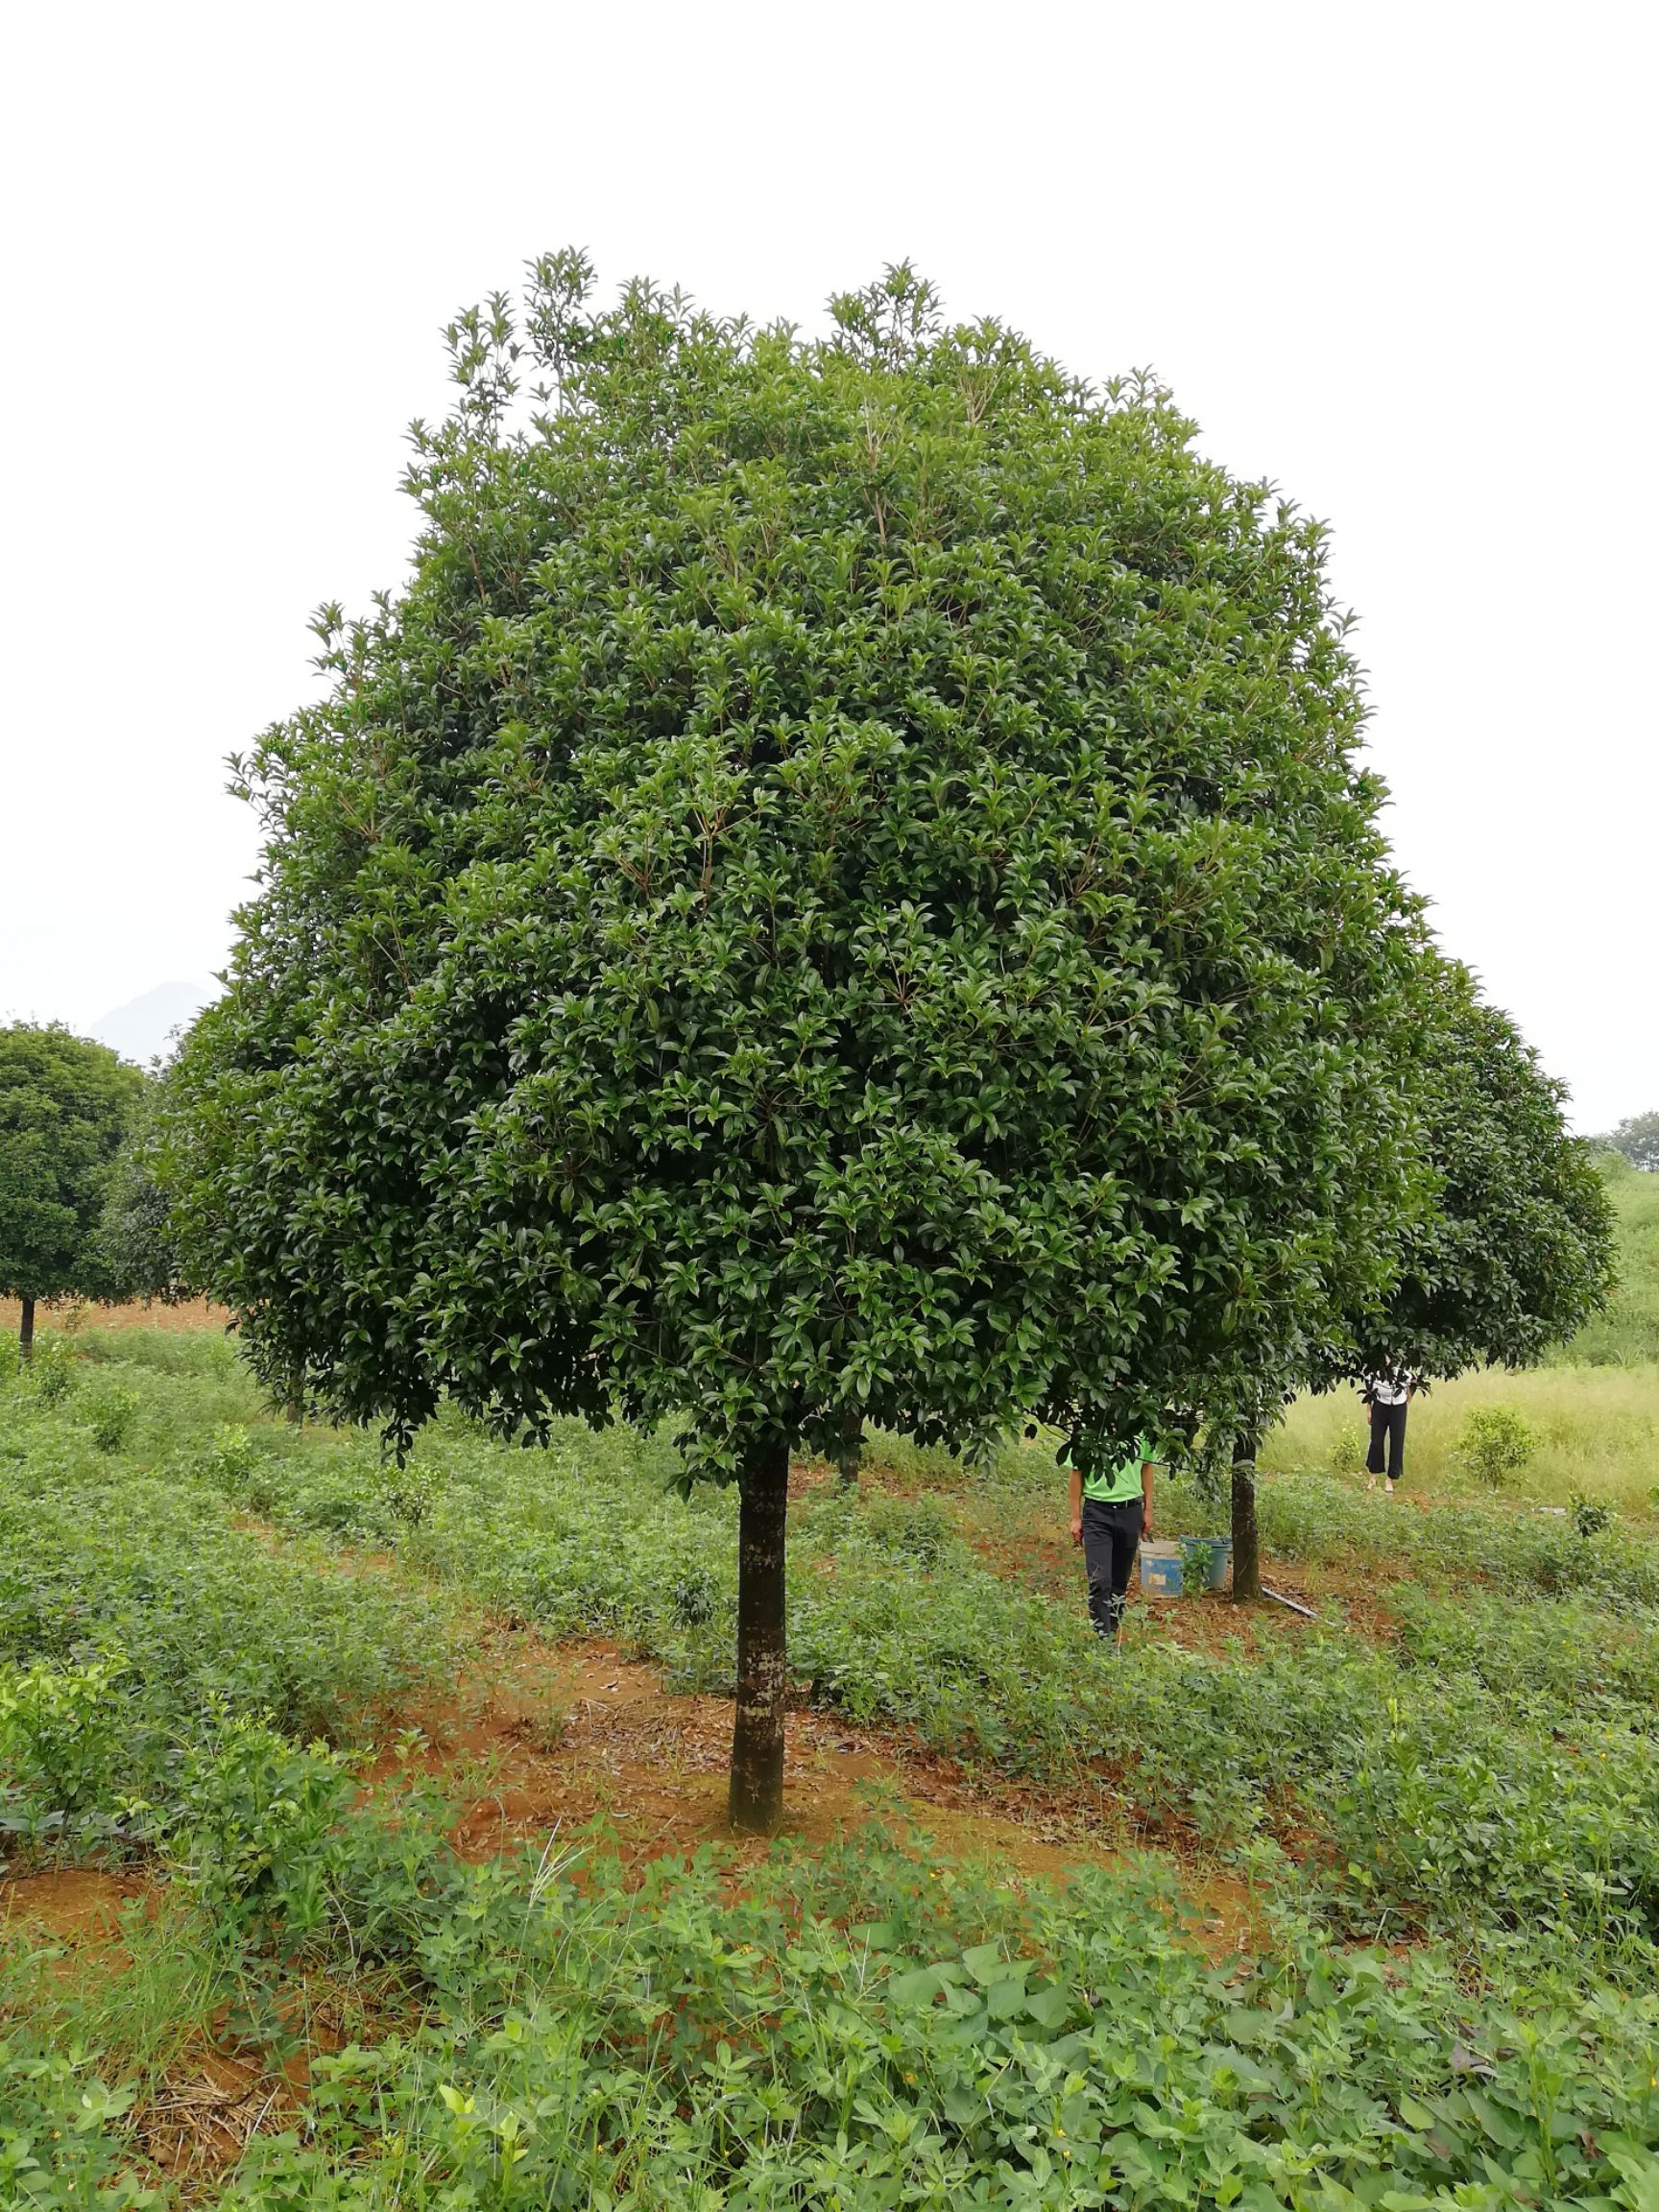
[356,1623,1267,1961]
[1,1865,145,1944]
[367,1631,981,1864]
[1126,1568,1401,1653]
[1,1294,228,1336]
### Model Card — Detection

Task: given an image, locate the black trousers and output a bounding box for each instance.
[1367,1401,1407,1480]
[1081,1496,1144,1639]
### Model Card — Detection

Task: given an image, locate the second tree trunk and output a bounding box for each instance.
[729,1433,791,1833]
[1231,1431,1262,1603]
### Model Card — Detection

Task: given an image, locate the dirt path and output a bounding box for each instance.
[0,1294,229,1336]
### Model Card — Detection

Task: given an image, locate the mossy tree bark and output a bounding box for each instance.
[1231,1431,1262,1603]
[729,1434,791,1833]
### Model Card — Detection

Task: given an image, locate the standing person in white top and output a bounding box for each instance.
[1360,1366,1416,1493]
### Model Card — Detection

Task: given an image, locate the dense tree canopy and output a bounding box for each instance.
[0,1023,145,1353]
[169,259,1434,1821]
[1332,961,1614,1382]
[96,1078,196,1309]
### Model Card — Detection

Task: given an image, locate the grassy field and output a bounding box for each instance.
[1266,1162,1659,1505]
[1262,1358,1659,1505]
[4,1287,1659,2207]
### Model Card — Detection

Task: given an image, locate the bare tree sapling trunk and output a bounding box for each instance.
[18,1296,35,1362]
[1231,1431,1262,1603]
[729,1432,792,1833]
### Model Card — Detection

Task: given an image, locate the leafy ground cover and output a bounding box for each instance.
[6,1327,1659,2206]
[0,1346,457,1859]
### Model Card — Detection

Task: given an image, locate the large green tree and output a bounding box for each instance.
[1226,959,1614,1601]
[168,259,1431,1827]
[0,1024,146,1355]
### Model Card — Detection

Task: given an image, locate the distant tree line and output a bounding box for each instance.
[1591,1113,1659,1173]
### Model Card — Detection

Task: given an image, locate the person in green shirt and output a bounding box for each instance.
[1067,1435,1158,1644]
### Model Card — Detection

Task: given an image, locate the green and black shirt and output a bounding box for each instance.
[1070,1437,1155,1505]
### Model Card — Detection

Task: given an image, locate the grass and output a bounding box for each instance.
[1557,1155,1659,1367]
[1262,1361,1659,1508]
[1262,1162,1659,1507]
[9,1324,1659,2204]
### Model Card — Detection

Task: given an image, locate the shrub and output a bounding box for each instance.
[174,1714,458,1962]
[206,1421,258,1485]
[26,1337,77,1406]
[670,1568,720,1626]
[0,1652,130,1840]
[377,1457,438,1530]
[1330,1423,1366,1476]
[174,1714,355,1928]
[1455,1405,1536,1486]
[1572,1491,1616,1539]
[83,1386,138,1454]
[203,1420,286,1513]
[857,1493,963,1568]
[0,2034,143,2208]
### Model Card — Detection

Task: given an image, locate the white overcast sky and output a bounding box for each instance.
[1,0,1652,1128]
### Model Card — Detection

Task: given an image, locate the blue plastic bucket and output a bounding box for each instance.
[1179,1535,1233,1594]
[1139,1542,1184,1596]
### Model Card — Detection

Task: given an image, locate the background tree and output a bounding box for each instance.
[1222,957,1612,1604]
[1238,952,1619,1599]
[1593,1111,1659,1174]
[96,1075,197,1308]
[0,1024,146,1356]
[1333,960,1614,1389]
[167,258,1431,1829]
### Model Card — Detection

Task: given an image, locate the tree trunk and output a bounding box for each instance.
[18,1296,36,1362]
[833,1412,862,1491]
[1231,1431,1262,1603]
[729,1433,791,1834]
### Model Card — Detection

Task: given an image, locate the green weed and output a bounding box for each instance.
[10,1331,1659,2207]
[27,1336,78,1407]
[1571,1490,1616,1539]
[82,1385,139,1455]
[1454,1402,1537,1486]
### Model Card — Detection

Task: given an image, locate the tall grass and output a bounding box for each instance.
[1263,1160,1659,1507]
[1262,1362,1659,1509]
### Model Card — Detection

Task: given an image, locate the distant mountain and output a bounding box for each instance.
[90,980,219,1068]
